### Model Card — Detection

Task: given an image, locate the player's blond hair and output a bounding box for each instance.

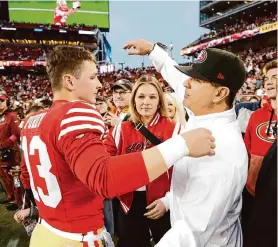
[46,45,96,91]
[129,75,168,124]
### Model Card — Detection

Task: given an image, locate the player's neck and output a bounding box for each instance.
[53,90,78,102]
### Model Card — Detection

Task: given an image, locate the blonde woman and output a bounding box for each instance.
[165,93,187,126]
[104,75,183,247]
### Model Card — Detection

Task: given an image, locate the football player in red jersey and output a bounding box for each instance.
[53,0,79,26]
[20,45,215,247]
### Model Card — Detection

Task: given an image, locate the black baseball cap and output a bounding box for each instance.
[111,79,133,91]
[175,48,246,92]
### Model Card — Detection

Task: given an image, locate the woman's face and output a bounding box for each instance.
[135,84,160,119]
[166,97,176,119]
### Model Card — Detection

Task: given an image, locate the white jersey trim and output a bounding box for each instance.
[61,116,105,128]
[58,124,105,140]
[67,108,102,118]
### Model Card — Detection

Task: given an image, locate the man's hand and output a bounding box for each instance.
[103,112,122,127]
[181,128,216,157]
[144,199,167,220]
[123,39,154,56]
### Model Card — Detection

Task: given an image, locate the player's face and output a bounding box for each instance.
[73,61,102,104]
[264,68,277,100]
[135,84,160,120]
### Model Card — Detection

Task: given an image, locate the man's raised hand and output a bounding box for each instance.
[123,39,154,56]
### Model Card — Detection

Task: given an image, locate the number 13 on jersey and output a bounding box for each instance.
[22,136,62,208]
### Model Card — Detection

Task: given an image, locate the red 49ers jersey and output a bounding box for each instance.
[21,100,106,233]
[53,6,69,25]
[20,100,149,233]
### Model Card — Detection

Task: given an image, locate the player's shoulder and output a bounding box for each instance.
[56,100,105,141]
[60,100,101,116]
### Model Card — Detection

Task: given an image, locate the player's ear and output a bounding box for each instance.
[63,74,75,91]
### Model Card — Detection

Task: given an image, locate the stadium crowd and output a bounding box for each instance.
[188,13,277,48]
[0,45,276,119]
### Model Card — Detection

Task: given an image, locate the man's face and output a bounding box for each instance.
[183,78,218,116]
[72,61,102,104]
[112,87,131,109]
[95,100,108,114]
[264,68,277,100]
[0,99,7,110]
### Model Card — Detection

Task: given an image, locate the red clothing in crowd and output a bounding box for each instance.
[20,100,149,234]
[0,110,21,204]
[0,110,20,151]
[104,112,182,213]
[244,101,277,196]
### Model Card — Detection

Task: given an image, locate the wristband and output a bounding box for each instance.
[157,135,189,169]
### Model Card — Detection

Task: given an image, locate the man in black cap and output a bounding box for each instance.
[123,40,248,247]
[104,79,133,127]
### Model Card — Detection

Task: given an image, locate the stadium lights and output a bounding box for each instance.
[216,12,223,16]
[1,27,16,31]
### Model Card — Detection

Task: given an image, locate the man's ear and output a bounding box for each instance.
[213,86,230,104]
[62,74,75,91]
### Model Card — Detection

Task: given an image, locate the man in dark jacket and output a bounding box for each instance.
[244,140,277,247]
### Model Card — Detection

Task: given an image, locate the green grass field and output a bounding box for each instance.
[0,192,30,247]
[9,1,109,28]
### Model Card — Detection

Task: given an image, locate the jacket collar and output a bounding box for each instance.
[186,107,236,126]
[148,112,161,127]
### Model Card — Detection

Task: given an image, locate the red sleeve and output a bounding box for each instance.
[103,127,118,156]
[20,156,31,190]
[9,113,21,140]
[1,113,21,148]
[60,133,149,198]
[244,113,253,155]
[57,102,149,198]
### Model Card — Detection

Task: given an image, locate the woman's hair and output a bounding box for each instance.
[165,93,186,126]
[129,75,168,124]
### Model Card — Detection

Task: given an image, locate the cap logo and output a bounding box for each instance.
[217,73,225,80]
[195,50,207,63]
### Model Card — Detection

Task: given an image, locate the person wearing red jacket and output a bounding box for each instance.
[104,75,183,247]
[20,46,215,247]
[242,59,277,239]
[0,90,22,211]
